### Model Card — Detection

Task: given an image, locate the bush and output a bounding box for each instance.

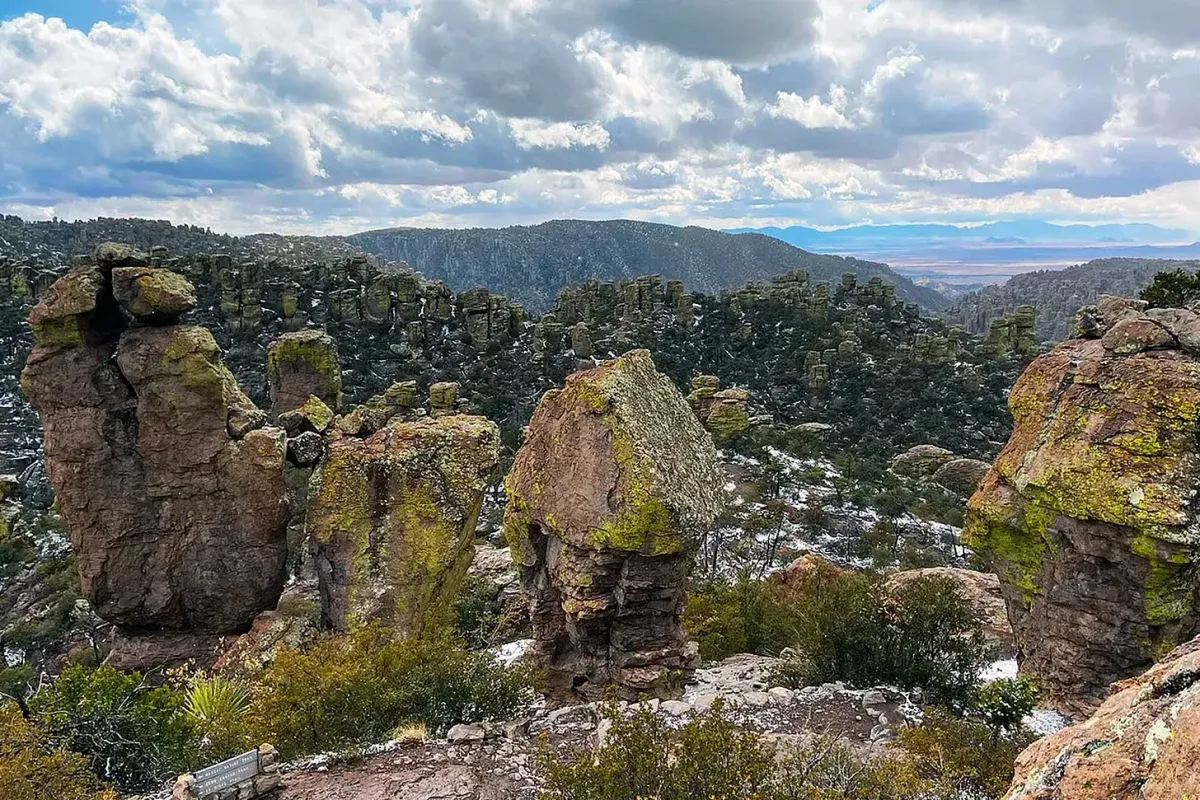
[245,625,534,759]
[537,703,1020,800]
[538,701,777,800]
[894,708,1034,798]
[970,676,1039,738]
[184,676,252,762]
[773,572,991,709]
[1142,268,1200,308]
[0,703,118,800]
[28,665,196,793]
[683,573,799,661]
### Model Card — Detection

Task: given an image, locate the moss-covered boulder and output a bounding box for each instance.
[965,323,1200,715]
[310,414,500,635]
[266,330,343,417]
[111,266,197,323]
[504,349,721,703]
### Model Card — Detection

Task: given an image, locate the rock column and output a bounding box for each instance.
[505,349,721,703]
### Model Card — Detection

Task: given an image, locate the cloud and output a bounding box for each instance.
[0,0,1198,236]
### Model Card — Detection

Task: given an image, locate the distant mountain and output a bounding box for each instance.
[947,258,1200,342]
[731,222,1192,250]
[346,220,948,311]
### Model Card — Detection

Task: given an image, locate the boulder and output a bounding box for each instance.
[504,349,722,703]
[931,457,991,496]
[890,445,955,479]
[1100,317,1177,354]
[266,330,343,417]
[965,329,1200,714]
[885,568,1014,657]
[429,381,459,416]
[111,266,197,323]
[1006,636,1200,799]
[310,415,500,634]
[21,251,289,637]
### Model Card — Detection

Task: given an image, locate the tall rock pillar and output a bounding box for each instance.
[504,349,722,704]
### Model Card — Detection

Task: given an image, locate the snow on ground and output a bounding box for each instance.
[493,638,534,667]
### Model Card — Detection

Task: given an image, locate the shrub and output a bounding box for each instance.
[1142,268,1200,308]
[0,703,118,800]
[683,573,799,661]
[538,701,777,800]
[894,708,1034,799]
[244,625,534,759]
[970,676,1039,738]
[773,572,991,709]
[28,665,196,793]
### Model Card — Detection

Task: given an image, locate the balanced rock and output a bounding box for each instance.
[111,266,197,323]
[310,414,500,634]
[266,330,343,417]
[1006,635,1200,799]
[505,349,722,703]
[21,247,288,639]
[965,320,1200,714]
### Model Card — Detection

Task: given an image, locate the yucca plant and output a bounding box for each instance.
[184,677,251,761]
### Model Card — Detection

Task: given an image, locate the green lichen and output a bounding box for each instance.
[706,403,750,441]
[589,424,681,556]
[31,317,83,347]
[267,331,343,411]
[964,494,1056,604]
[1131,534,1198,627]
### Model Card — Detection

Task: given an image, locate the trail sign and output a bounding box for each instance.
[191,749,260,798]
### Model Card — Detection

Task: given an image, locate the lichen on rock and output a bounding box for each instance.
[266,330,343,417]
[20,246,289,662]
[965,310,1200,715]
[309,414,500,635]
[504,349,722,703]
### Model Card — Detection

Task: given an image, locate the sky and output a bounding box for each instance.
[0,0,1199,236]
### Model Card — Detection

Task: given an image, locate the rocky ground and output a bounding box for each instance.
[272,654,920,800]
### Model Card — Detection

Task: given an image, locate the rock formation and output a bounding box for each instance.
[965,296,1200,713]
[505,349,722,703]
[266,330,343,417]
[686,376,751,441]
[20,245,288,650]
[1006,635,1200,799]
[310,414,500,634]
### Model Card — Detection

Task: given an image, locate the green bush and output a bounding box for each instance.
[1142,268,1200,308]
[894,708,1034,798]
[184,676,252,762]
[772,572,990,708]
[538,701,777,800]
[683,573,799,661]
[537,702,1023,800]
[0,703,118,800]
[245,625,534,759]
[28,665,196,793]
[970,676,1039,738]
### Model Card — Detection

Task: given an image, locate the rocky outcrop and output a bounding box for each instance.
[267,330,343,417]
[505,349,722,704]
[890,445,955,479]
[1006,635,1200,800]
[310,414,500,634]
[20,245,288,648]
[686,376,751,441]
[931,458,991,496]
[965,298,1200,714]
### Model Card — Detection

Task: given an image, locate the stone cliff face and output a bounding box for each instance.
[20,245,288,638]
[1006,634,1200,800]
[505,349,722,703]
[965,295,1200,714]
[310,413,501,635]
